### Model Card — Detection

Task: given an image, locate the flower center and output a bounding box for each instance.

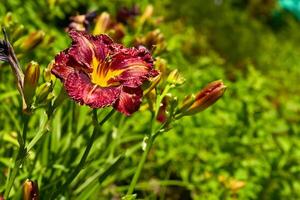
[91,57,123,87]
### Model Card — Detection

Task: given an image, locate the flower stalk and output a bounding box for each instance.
[126,133,156,195]
[126,83,173,196]
[52,109,116,198]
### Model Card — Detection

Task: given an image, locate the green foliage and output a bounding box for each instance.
[1,0,300,199]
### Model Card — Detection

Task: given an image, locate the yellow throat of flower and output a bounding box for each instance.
[91,57,123,87]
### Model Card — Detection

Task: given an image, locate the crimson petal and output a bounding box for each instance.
[65,71,121,108]
[68,30,113,71]
[113,86,143,115]
[108,46,157,88]
[51,51,74,81]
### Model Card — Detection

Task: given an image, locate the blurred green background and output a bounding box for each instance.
[1,0,300,199]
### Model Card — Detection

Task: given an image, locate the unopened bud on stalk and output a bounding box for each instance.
[143,73,161,95]
[177,80,226,117]
[68,12,97,32]
[93,12,111,35]
[3,12,13,27]
[23,179,39,200]
[35,82,52,104]
[43,60,56,82]
[23,61,40,106]
[12,24,25,40]
[139,5,153,26]
[20,31,45,51]
[154,57,167,79]
[167,69,185,86]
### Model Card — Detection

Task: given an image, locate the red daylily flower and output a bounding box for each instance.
[51,30,158,115]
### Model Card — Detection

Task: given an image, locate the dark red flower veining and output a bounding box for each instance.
[51,30,158,115]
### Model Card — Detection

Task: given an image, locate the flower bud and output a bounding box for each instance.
[12,24,25,40]
[67,12,97,32]
[35,82,52,104]
[23,61,40,106]
[156,97,168,123]
[43,60,56,82]
[20,31,45,51]
[143,72,161,95]
[154,57,167,80]
[3,12,13,27]
[23,179,39,200]
[178,80,226,117]
[139,5,153,26]
[93,12,111,35]
[167,69,185,86]
[107,23,125,43]
[156,94,177,124]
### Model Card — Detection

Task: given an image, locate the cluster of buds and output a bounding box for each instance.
[143,56,225,123]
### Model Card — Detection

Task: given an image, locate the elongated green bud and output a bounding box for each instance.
[167,69,185,86]
[43,60,55,82]
[23,179,39,200]
[20,31,45,51]
[143,73,161,95]
[12,25,25,40]
[23,61,40,106]
[35,82,52,104]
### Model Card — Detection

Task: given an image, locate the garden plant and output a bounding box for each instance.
[0,0,300,199]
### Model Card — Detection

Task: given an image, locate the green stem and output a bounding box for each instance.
[54,109,115,197]
[126,85,173,196]
[26,116,48,152]
[4,114,30,198]
[4,147,26,198]
[22,115,30,143]
[126,134,156,195]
